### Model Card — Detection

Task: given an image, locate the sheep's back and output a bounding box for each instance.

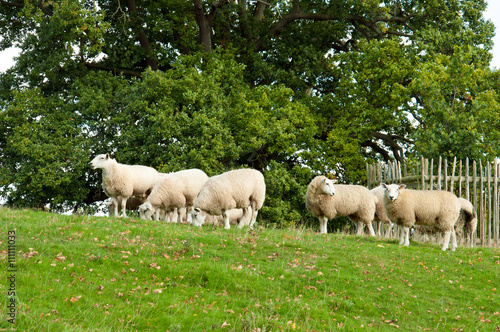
[332,185,375,217]
[127,164,159,194]
[170,169,208,204]
[195,169,265,214]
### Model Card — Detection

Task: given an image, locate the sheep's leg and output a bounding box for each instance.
[318,216,327,234]
[376,221,382,237]
[356,221,364,235]
[384,222,393,238]
[237,207,249,229]
[249,202,259,230]
[441,230,452,251]
[223,211,231,229]
[366,222,376,237]
[399,226,407,245]
[171,208,178,223]
[120,197,128,218]
[178,207,186,223]
[112,197,120,217]
[450,229,457,251]
[186,205,193,224]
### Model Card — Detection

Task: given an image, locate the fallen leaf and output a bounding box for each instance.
[69,295,82,303]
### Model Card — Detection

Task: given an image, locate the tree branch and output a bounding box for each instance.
[84,62,142,78]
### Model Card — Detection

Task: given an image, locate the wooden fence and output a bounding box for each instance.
[366,156,499,247]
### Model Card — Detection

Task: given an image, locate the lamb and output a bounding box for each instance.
[90,154,159,218]
[305,176,377,236]
[138,169,208,222]
[382,183,461,251]
[190,169,266,229]
[370,185,393,238]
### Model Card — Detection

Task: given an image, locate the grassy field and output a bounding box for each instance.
[1,208,499,331]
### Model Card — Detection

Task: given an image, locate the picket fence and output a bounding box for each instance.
[366,156,499,247]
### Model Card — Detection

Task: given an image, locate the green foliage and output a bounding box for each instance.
[1,208,499,330]
[1,0,500,224]
[409,46,500,160]
[0,89,90,209]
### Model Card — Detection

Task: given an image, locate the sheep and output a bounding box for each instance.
[138,169,208,222]
[370,185,393,238]
[381,183,461,251]
[190,169,266,229]
[413,197,477,248]
[90,154,159,218]
[305,176,377,236]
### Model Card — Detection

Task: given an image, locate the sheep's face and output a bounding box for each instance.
[382,183,406,201]
[138,202,154,220]
[190,208,207,227]
[90,154,111,169]
[320,178,335,196]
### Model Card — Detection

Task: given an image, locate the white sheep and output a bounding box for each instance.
[306,176,377,236]
[370,185,393,238]
[90,154,159,218]
[190,169,266,229]
[411,197,477,248]
[382,183,461,251]
[138,169,208,221]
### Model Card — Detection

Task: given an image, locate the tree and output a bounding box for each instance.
[0,0,498,226]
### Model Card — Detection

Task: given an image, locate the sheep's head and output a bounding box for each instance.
[90,154,111,169]
[190,208,207,227]
[319,177,336,196]
[382,183,406,201]
[138,201,154,220]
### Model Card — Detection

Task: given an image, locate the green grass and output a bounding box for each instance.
[1,208,499,331]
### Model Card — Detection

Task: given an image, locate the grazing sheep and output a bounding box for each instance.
[382,183,461,251]
[190,169,266,229]
[90,154,159,218]
[371,185,393,238]
[138,169,208,221]
[306,176,376,236]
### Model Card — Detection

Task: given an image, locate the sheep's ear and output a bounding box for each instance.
[331,178,338,184]
[194,208,201,213]
[381,183,387,188]
[105,153,109,159]
[399,184,406,189]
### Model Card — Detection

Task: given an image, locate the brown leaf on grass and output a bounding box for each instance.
[149,262,161,270]
[69,295,82,303]
[221,321,231,328]
[97,285,104,291]
[22,250,39,259]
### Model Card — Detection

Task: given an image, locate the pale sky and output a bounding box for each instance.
[1,1,500,72]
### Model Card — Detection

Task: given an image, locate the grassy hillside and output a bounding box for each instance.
[1,208,499,331]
